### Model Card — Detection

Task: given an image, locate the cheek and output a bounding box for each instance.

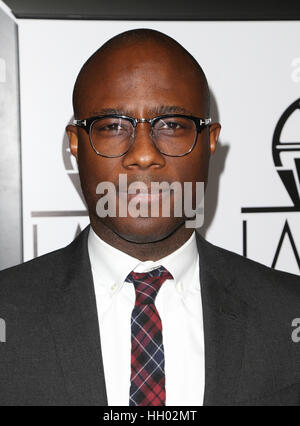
[172,136,210,183]
[77,137,118,196]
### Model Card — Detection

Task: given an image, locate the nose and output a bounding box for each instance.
[121,122,166,169]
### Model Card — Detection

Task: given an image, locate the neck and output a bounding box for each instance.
[90,218,194,261]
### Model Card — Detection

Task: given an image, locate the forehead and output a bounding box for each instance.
[76,44,206,117]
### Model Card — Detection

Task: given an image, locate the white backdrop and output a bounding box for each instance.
[18,20,300,275]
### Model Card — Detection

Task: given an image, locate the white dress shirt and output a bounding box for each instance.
[88,226,205,406]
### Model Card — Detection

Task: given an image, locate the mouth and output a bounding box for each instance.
[118,189,172,203]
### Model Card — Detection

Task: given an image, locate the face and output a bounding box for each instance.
[67,41,221,243]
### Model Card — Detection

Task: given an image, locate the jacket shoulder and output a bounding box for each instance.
[197,233,300,305]
[0,228,89,310]
[0,246,67,309]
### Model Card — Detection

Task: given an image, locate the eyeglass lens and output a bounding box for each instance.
[90,116,197,157]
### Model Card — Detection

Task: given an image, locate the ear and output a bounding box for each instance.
[66,124,79,160]
[208,122,221,155]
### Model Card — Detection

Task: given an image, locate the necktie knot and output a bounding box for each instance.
[125,265,173,306]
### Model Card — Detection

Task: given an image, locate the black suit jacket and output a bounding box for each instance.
[0,226,300,406]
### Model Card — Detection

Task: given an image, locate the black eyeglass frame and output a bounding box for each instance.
[73,113,212,158]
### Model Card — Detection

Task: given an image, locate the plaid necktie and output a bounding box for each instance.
[125,265,173,406]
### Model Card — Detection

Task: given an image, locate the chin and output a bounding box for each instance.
[104,216,184,244]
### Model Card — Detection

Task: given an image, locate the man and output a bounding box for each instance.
[0,28,300,406]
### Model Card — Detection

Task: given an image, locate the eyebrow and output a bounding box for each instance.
[89,105,195,117]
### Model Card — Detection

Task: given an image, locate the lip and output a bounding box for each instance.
[118,190,171,203]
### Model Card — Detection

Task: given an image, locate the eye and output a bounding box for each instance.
[93,118,131,134]
[156,119,187,132]
[162,122,182,130]
[103,123,122,131]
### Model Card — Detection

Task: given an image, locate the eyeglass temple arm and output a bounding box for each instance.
[200,118,212,126]
[73,119,87,127]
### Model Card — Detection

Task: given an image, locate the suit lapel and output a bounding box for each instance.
[195,232,248,406]
[47,226,108,406]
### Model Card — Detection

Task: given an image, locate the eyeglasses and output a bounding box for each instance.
[73,114,211,158]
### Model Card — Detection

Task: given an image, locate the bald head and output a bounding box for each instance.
[72,28,210,118]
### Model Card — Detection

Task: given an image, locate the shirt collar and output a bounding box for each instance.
[88,226,199,296]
